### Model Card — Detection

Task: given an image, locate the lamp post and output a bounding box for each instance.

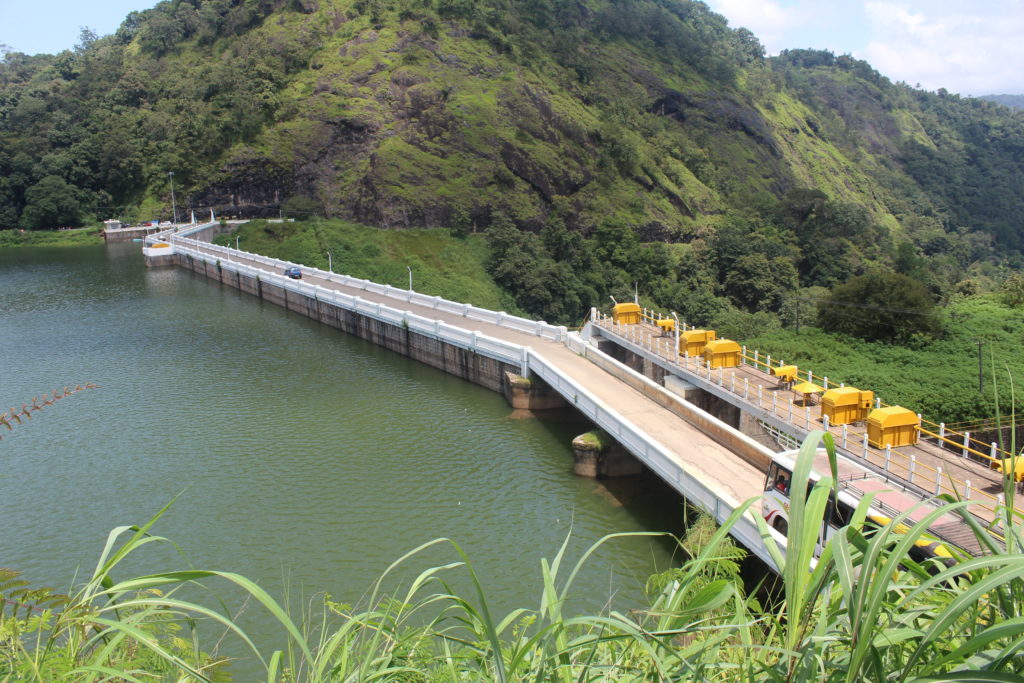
[407,265,413,291]
[168,171,178,225]
[977,339,984,393]
[327,251,333,273]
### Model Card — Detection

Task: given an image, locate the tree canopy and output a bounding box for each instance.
[816,270,944,345]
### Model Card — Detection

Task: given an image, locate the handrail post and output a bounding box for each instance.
[805,406,810,429]
[965,479,972,499]
[862,432,869,458]
[939,422,945,441]
[991,442,998,460]
[935,467,942,495]
[909,454,916,483]
[841,424,848,448]
[963,431,971,458]
[885,445,892,471]
[672,311,680,365]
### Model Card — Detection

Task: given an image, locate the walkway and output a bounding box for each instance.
[177,239,765,511]
[149,228,1005,564]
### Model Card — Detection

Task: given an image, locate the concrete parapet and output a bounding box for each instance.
[105,226,161,243]
[503,372,567,411]
[176,252,520,396]
[571,429,643,477]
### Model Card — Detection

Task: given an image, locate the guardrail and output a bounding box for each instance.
[591,313,1012,519]
[173,242,529,374]
[175,237,570,344]
[632,305,1019,470]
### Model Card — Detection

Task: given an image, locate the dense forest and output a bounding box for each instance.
[3,0,1024,360]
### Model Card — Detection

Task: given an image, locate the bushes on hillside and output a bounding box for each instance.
[816,269,944,344]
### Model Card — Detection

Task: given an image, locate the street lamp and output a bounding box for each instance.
[327,251,333,273]
[168,171,178,224]
[407,265,413,291]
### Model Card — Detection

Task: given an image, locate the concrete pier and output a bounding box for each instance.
[572,430,643,477]
[503,371,568,411]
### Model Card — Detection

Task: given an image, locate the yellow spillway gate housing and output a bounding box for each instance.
[992,457,1024,482]
[771,364,798,383]
[655,318,675,335]
[821,387,873,425]
[680,329,716,356]
[867,406,919,448]
[611,302,641,324]
[703,338,741,369]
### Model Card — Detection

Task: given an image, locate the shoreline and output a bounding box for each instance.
[0,227,104,248]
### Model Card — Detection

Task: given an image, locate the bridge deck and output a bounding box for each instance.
[182,242,765,515]
[593,317,1019,523]
[165,234,1001,561]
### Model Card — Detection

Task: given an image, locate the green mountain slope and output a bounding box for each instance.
[3,0,1023,254]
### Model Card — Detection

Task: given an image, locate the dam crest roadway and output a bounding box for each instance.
[142,221,1016,569]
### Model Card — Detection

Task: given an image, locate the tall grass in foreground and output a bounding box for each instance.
[4,431,1024,681]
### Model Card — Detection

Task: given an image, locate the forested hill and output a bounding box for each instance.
[980,94,1024,110]
[2,0,1024,264]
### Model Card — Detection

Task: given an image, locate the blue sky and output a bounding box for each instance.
[1,0,1022,96]
[0,0,156,55]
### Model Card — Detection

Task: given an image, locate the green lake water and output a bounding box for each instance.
[0,242,686,671]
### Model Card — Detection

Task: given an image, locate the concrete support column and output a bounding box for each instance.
[571,430,643,478]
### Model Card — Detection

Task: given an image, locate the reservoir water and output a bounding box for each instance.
[1,243,684,668]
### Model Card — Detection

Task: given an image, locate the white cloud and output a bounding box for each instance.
[707,0,1024,95]
[705,0,798,52]
[861,1,1024,95]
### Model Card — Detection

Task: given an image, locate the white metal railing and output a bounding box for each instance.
[173,242,529,373]
[165,238,781,571]
[589,314,1013,521]
[175,236,569,344]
